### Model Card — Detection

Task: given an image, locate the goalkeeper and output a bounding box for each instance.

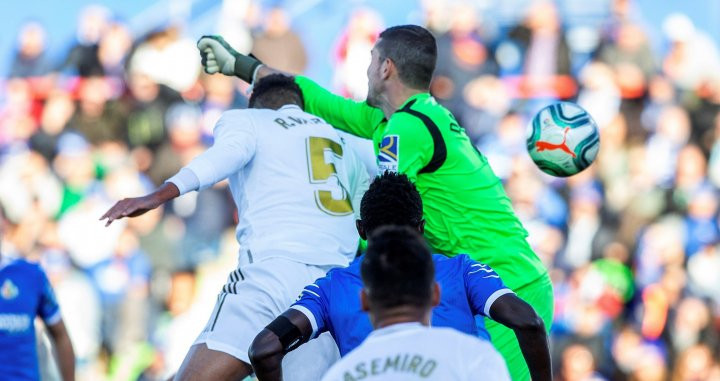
[199,25,552,381]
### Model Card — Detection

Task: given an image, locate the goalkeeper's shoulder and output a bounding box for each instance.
[292,76,383,138]
[293,75,373,113]
[293,75,329,97]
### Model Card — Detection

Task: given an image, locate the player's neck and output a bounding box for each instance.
[382,83,426,118]
[371,305,431,329]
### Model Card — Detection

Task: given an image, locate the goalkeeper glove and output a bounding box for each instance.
[197,35,263,83]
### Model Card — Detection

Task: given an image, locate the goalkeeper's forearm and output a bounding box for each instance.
[233,58,287,83]
[232,53,287,84]
[241,61,287,83]
[227,56,284,84]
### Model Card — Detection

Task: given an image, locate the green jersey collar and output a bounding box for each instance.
[396,92,431,112]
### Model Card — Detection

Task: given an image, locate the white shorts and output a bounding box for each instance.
[194,255,340,380]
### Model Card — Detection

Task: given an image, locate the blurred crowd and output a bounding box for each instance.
[1,0,720,380]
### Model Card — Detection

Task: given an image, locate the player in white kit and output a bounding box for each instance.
[322,226,511,381]
[101,74,368,381]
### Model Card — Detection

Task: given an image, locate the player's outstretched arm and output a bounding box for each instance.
[249,309,313,381]
[197,35,383,139]
[102,110,256,227]
[46,320,75,381]
[489,294,551,381]
[100,182,179,226]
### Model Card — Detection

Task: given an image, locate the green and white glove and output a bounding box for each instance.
[197,35,263,83]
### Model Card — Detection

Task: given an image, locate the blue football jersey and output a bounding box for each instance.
[0,257,61,381]
[292,254,512,356]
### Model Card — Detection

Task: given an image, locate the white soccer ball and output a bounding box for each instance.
[526,102,600,177]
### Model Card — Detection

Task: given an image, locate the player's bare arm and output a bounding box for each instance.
[100,182,179,226]
[489,294,551,381]
[249,309,313,381]
[46,320,76,381]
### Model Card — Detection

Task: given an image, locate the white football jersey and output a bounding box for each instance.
[321,323,510,381]
[168,104,366,267]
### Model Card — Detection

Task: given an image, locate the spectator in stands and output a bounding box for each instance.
[123,65,183,150]
[198,73,246,142]
[558,344,605,381]
[505,0,572,97]
[0,78,37,151]
[216,0,256,57]
[596,22,655,93]
[29,91,76,162]
[689,78,720,155]
[251,6,307,75]
[8,22,53,78]
[97,22,133,79]
[87,227,151,355]
[62,5,109,77]
[332,8,382,99]
[433,2,497,115]
[662,13,720,92]
[687,245,720,305]
[147,104,204,185]
[577,61,621,129]
[129,26,201,93]
[69,76,127,145]
[42,247,102,380]
[671,344,718,381]
[152,269,207,379]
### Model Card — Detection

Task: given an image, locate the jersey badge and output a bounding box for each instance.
[1,279,19,300]
[377,135,399,173]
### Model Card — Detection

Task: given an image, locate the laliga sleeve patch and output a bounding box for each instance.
[377,135,399,173]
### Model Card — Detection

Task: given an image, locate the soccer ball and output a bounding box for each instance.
[526,102,600,177]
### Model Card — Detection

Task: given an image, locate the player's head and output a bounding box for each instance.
[248,74,304,110]
[357,171,424,240]
[366,25,437,107]
[360,225,439,327]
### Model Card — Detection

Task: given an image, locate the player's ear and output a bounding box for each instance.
[381,58,393,80]
[431,282,440,307]
[418,220,426,235]
[356,220,367,240]
[360,288,370,312]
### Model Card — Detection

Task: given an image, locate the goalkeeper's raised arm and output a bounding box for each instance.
[197,35,383,139]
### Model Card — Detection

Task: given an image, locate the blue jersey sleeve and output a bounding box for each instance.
[291,274,332,338]
[36,267,61,325]
[462,255,514,318]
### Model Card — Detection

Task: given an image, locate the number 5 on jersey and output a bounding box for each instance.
[306,137,353,216]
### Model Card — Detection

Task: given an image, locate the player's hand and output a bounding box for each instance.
[197,35,263,83]
[99,195,160,226]
[197,35,238,76]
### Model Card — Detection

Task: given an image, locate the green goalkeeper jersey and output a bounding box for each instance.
[296,76,547,290]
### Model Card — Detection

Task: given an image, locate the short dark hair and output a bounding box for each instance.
[360,171,423,235]
[376,25,437,90]
[361,225,434,309]
[248,74,304,110]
